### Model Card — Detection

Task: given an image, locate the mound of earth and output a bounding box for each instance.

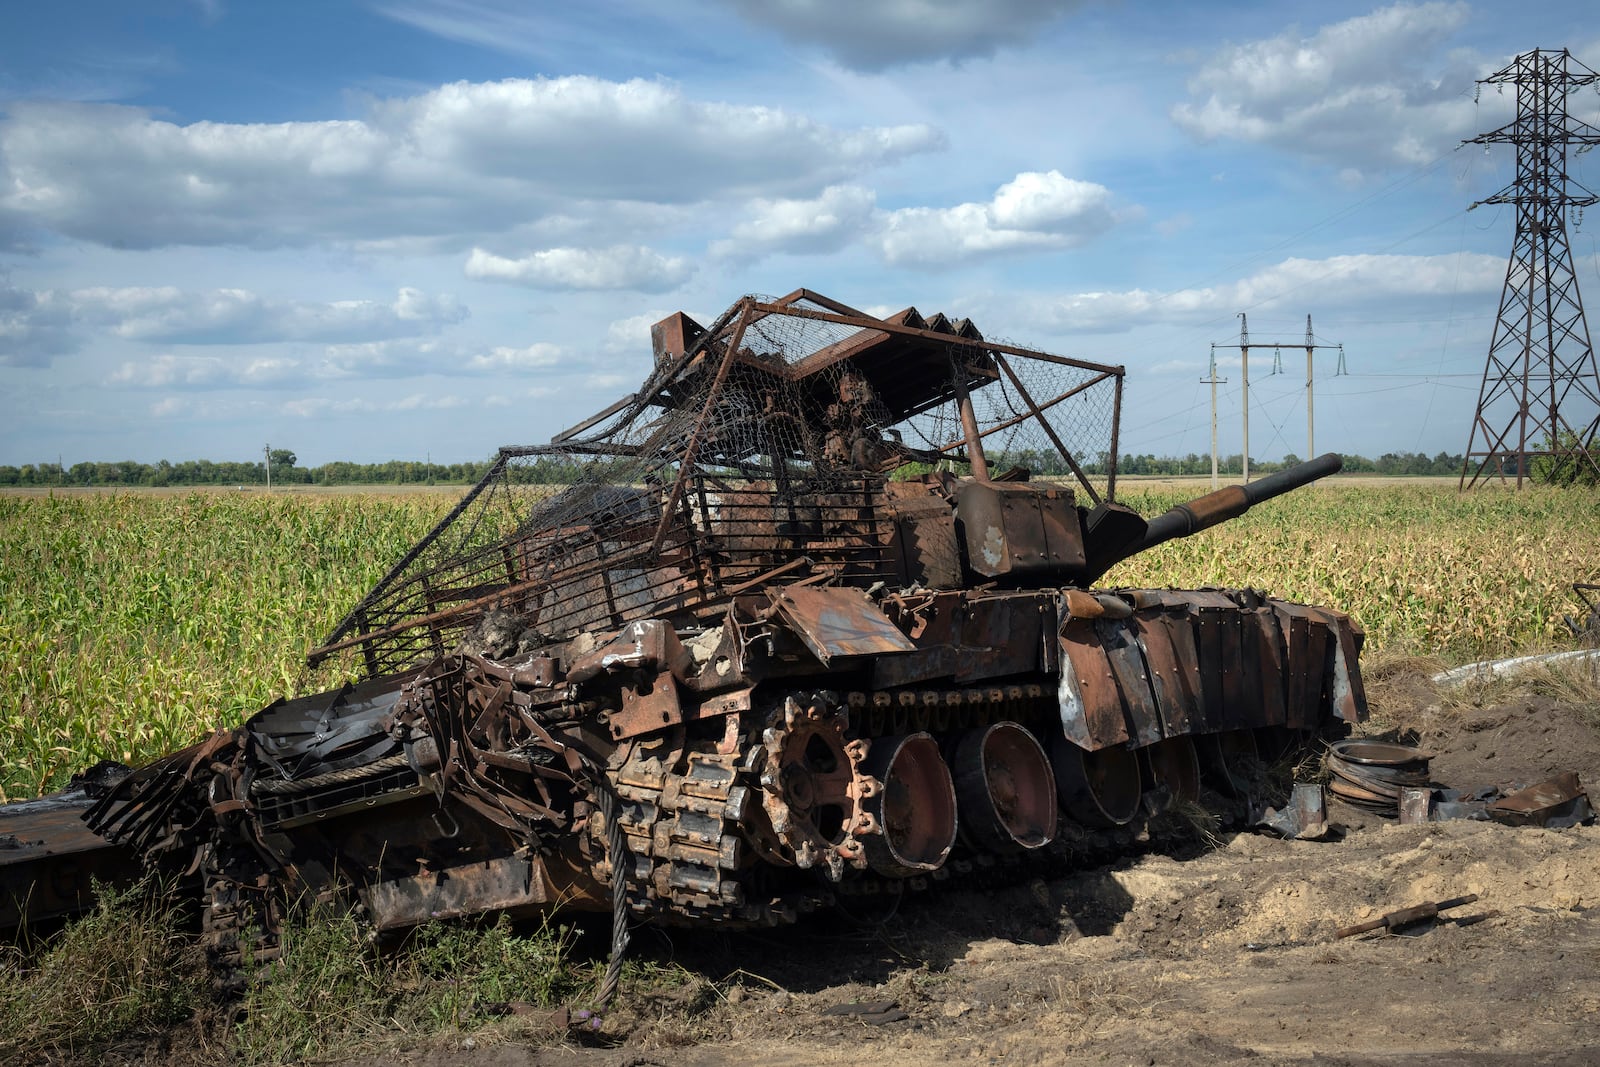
[360,680,1600,1067]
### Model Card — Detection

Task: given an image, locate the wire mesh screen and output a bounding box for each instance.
[310,290,1123,681]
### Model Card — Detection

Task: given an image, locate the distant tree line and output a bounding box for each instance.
[0,455,497,488]
[954,449,1470,479]
[0,448,1477,488]
[1091,450,1468,478]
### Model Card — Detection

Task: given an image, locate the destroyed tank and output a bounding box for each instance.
[2,289,1365,969]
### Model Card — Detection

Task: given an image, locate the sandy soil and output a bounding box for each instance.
[354,670,1600,1067]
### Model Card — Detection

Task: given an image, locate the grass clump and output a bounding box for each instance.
[230,903,392,1065]
[0,889,588,1066]
[0,877,206,1064]
[231,904,583,1065]
[403,913,583,1030]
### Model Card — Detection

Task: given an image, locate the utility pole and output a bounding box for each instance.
[1460,48,1600,488]
[1304,315,1345,458]
[1224,313,1343,481]
[264,442,271,492]
[1202,346,1228,489]
[1239,314,1250,481]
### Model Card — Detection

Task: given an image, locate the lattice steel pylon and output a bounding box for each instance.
[1460,48,1600,489]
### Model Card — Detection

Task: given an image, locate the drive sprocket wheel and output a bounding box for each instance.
[758,692,879,881]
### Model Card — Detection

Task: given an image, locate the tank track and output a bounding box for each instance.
[595,681,1292,929]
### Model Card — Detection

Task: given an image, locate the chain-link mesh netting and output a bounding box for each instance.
[311,292,1122,680]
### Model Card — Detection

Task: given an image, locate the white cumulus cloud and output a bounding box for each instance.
[605,310,675,353]
[113,353,302,387]
[2,284,468,369]
[713,184,877,261]
[465,342,564,371]
[1024,252,1505,333]
[0,78,943,250]
[465,245,694,291]
[1171,2,1489,172]
[875,170,1120,267]
[0,279,77,365]
[79,286,466,344]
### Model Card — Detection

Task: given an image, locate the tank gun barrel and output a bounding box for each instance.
[1138,452,1342,553]
[1083,453,1342,583]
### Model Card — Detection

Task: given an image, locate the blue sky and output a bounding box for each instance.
[2,0,1597,467]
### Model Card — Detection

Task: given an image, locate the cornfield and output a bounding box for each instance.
[1108,481,1600,660]
[0,492,449,800]
[2,482,1596,800]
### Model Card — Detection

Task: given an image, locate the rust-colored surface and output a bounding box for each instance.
[772,586,917,665]
[1057,620,1132,750]
[1134,611,1197,738]
[1488,771,1589,826]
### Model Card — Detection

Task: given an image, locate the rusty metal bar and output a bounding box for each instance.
[310,536,671,660]
[649,298,755,556]
[994,353,1101,505]
[769,287,872,317]
[951,356,991,482]
[704,556,812,601]
[1108,373,1123,500]
[552,393,638,444]
[312,452,511,663]
[545,299,744,452]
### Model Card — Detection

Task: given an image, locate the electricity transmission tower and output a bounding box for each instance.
[1460,48,1600,488]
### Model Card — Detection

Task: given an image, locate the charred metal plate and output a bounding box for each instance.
[773,586,916,666]
[1096,618,1161,747]
[1305,606,1368,723]
[872,644,961,688]
[1193,607,1224,732]
[955,481,1085,579]
[1300,616,1332,731]
[1058,621,1131,750]
[363,852,552,930]
[1135,611,1198,738]
[0,788,134,930]
[1217,608,1248,733]
[1280,609,1311,729]
[1272,603,1334,730]
[1488,771,1589,826]
[955,593,1046,683]
[1275,608,1313,730]
[872,592,961,688]
[1165,609,1204,729]
[1249,608,1289,728]
[610,670,684,740]
[885,484,962,589]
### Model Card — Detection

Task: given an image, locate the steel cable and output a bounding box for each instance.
[593,778,631,1009]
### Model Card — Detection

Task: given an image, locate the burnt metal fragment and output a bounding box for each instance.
[1326,740,1432,815]
[1487,772,1592,828]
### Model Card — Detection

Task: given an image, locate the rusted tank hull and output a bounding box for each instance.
[0,580,1363,956]
[3,291,1362,974]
